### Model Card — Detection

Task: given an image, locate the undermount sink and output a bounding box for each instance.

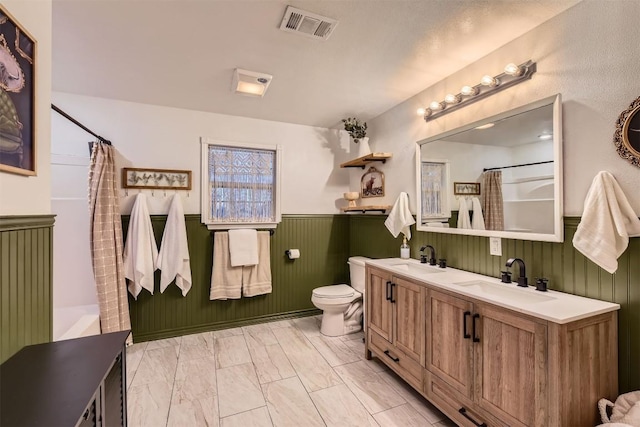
[388,262,445,274]
[453,280,555,303]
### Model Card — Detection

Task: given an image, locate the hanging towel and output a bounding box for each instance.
[210,232,242,300]
[242,231,272,297]
[385,192,415,239]
[157,194,192,296]
[228,229,259,267]
[426,221,449,228]
[573,171,640,274]
[471,197,486,230]
[457,198,472,229]
[123,194,158,299]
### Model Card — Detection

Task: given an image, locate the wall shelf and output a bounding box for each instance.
[340,152,392,169]
[341,205,391,213]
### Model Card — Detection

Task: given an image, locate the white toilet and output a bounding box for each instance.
[311,256,369,337]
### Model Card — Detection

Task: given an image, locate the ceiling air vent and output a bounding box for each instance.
[279,6,338,41]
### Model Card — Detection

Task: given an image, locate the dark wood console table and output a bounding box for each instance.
[1,330,129,427]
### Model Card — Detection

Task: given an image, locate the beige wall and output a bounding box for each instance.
[365,1,640,217]
[0,0,52,215]
[51,92,353,216]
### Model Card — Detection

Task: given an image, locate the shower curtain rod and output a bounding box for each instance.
[51,104,112,145]
[483,160,552,172]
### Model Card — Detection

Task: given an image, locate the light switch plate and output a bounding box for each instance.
[489,237,502,256]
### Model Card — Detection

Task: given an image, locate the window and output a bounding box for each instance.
[420,160,451,221]
[201,138,282,229]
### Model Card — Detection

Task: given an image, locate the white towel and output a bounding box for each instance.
[385,192,415,239]
[457,198,472,229]
[573,171,640,274]
[123,194,158,299]
[228,229,259,267]
[471,197,486,230]
[426,221,448,228]
[157,195,192,296]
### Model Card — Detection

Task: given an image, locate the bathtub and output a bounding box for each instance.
[53,304,101,341]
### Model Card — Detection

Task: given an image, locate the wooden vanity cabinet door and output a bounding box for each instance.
[392,276,425,365]
[473,303,548,427]
[426,289,474,399]
[367,267,393,342]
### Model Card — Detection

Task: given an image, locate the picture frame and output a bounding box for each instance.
[122,168,192,190]
[453,182,481,196]
[0,6,36,176]
[360,166,384,198]
[614,95,640,168]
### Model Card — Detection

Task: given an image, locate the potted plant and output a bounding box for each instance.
[342,117,368,143]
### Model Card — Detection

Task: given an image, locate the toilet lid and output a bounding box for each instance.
[312,284,356,299]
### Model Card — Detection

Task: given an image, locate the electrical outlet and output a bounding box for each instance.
[489,237,502,256]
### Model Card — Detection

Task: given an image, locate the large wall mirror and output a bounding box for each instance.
[416,94,563,242]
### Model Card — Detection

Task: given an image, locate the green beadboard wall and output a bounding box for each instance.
[348,214,640,393]
[0,215,54,363]
[123,215,348,342]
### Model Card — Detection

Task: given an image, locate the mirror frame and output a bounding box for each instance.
[415,94,564,242]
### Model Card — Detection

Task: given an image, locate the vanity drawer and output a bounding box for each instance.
[425,370,506,427]
[369,330,422,390]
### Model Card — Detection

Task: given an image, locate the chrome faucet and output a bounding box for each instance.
[419,245,436,265]
[505,258,528,287]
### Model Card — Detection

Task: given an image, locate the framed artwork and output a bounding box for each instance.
[453,182,481,196]
[614,95,640,168]
[122,168,192,190]
[0,6,36,176]
[360,166,384,198]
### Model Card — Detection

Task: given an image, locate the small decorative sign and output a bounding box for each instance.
[453,182,481,196]
[360,166,384,198]
[122,168,192,190]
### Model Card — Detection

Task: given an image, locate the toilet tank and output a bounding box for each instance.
[348,256,370,293]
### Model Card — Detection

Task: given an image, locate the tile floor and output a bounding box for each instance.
[126,315,457,427]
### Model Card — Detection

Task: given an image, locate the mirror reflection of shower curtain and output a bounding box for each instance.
[481,171,504,230]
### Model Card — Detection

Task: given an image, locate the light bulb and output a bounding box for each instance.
[444,94,461,104]
[480,75,498,87]
[429,101,444,111]
[538,134,553,140]
[504,63,522,76]
[461,85,478,96]
[417,107,426,116]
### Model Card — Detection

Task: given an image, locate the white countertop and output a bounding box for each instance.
[367,258,620,324]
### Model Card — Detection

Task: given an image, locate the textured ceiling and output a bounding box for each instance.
[52,0,580,128]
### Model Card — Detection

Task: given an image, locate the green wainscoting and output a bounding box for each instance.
[0,215,54,363]
[348,214,640,393]
[124,215,349,342]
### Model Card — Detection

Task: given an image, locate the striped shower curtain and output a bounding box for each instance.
[88,142,132,338]
[481,170,504,231]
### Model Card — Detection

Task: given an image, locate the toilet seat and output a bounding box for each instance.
[313,285,362,304]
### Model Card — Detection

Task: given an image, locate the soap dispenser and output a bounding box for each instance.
[400,236,410,259]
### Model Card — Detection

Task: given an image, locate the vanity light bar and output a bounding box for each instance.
[419,60,537,122]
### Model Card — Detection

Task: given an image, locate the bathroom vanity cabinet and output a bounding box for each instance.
[366,266,425,389]
[364,260,619,427]
[425,289,548,427]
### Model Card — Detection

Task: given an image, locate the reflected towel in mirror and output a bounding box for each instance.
[457,198,471,229]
